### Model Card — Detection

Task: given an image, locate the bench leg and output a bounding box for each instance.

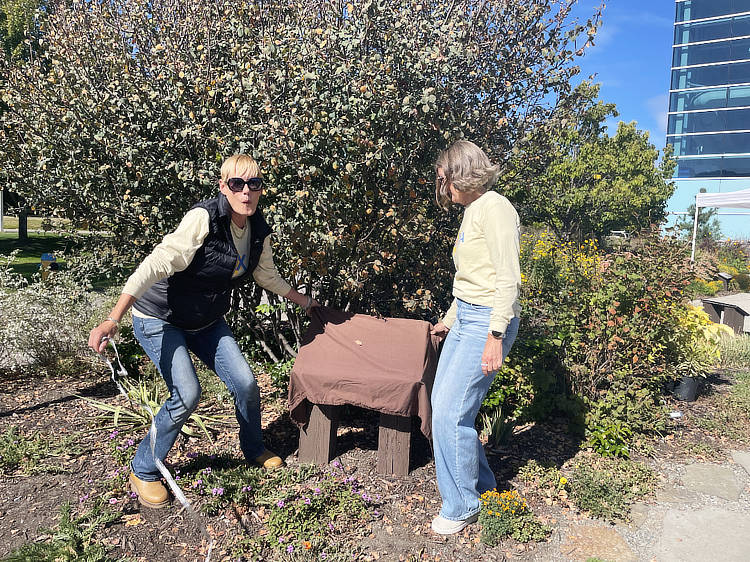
[377,413,411,476]
[299,403,339,465]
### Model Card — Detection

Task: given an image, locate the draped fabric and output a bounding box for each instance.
[288,307,441,439]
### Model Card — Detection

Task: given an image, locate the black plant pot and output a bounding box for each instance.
[674,375,699,402]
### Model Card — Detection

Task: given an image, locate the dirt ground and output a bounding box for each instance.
[0,367,745,561]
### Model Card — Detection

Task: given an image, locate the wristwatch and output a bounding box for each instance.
[490,330,504,340]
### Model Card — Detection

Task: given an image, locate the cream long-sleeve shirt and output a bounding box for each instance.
[440,191,522,335]
[123,208,292,312]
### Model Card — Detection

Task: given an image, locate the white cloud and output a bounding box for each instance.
[617,12,673,27]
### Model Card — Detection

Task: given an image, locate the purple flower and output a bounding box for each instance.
[242,486,252,492]
[126,439,134,446]
[304,497,311,505]
[276,500,285,508]
[286,545,294,553]
[79,494,89,503]
[314,487,322,495]
[278,537,285,543]
[109,498,118,504]
[130,492,138,499]
[109,430,119,439]
[328,523,335,531]
[203,467,212,474]
[187,452,198,458]
[332,460,341,468]
[320,554,327,560]
[211,487,224,496]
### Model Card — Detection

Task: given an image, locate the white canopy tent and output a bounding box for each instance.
[691,188,750,261]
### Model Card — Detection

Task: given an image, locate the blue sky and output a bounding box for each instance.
[569,1,676,149]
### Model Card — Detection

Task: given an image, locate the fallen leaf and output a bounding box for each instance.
[123,514,144,526]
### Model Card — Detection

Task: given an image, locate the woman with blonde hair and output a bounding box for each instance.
[429,140,521,534]
[88,154,318,508]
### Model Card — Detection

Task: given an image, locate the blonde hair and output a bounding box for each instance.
[434,140,501,210]
[220,154,261,182]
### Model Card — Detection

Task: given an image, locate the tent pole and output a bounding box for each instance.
[690,199,699,263]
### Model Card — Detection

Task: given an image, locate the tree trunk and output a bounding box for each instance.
[18,207,28,242]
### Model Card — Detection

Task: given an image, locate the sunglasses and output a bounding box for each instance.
[226,177,263,192]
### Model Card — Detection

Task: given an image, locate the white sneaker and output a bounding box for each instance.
[430,513,478,535]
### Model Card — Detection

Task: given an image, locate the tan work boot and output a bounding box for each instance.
[254,449,283,469]
[129,473,169,508]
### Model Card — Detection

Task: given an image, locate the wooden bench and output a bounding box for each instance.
[298,403,413,476]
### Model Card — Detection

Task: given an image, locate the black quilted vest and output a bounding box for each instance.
[133,194,271,330]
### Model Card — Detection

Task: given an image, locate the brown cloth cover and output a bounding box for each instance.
[288,307,441,439]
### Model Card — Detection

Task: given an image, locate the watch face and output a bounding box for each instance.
[491,331,504,339]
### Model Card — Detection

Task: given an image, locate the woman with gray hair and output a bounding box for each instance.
[429,140,522,534]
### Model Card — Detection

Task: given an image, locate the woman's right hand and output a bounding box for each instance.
[430,322,450,339]
[88,320,118,354]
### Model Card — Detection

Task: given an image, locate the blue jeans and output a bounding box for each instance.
[431,300,519,521]
[131,317,264,481]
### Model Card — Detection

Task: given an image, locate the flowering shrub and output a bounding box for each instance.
[479,489,549,545]
[0,253,97,374]
[481,231,726,454]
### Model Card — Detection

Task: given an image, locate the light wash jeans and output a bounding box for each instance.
[131,316,264,481]
[431,299,520,521]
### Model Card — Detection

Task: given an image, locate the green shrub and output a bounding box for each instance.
[262,358,295,396]
[685,278,721,298]
[585,419,632,458]
[479,489,550,545]
[568,456,656,521]
[734,273,750,291]
[717,241,749,274]
[1,0,599,362]
[0,253,97,374]
[515,231,715,436]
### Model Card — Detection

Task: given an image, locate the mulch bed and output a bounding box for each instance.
[0,366,744,561]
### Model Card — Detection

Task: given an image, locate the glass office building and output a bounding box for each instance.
[666,0,750,237]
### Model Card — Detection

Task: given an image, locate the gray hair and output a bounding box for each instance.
[434,140,501,210]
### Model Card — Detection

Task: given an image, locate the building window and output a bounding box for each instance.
[673,37,750,66]
[676,0,745,24]
[668,108,750,134]
[674,15,750,44]
[672,61,750,89]
[675,155,750,177]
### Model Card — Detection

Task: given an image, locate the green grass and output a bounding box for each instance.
[720,335,750,370]
[696,369,750,442]
[0,216,70,231]
[0,232,73,278]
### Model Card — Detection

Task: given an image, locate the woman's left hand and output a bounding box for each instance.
[481,336,504,376]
